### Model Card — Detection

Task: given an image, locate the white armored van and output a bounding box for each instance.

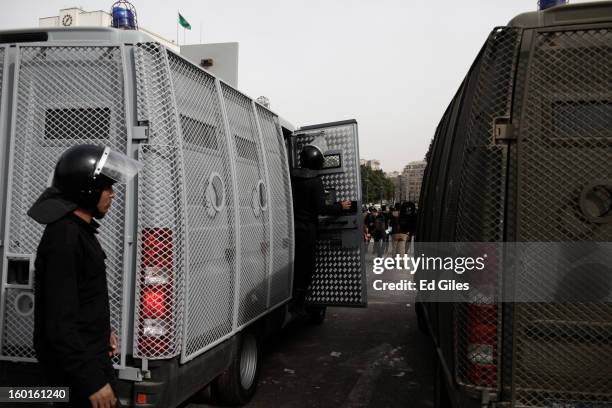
[0,27,366,406]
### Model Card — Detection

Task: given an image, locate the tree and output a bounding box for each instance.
[360,165,395,204]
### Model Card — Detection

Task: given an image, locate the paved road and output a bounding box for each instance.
[187,248,435,408]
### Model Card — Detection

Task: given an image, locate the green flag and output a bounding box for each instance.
[178,13,191,30]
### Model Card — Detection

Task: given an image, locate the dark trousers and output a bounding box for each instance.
[294,226,317,298]
[372,234,385,257]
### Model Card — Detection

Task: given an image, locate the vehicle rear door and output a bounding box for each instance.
[291,120,366,307]
[0,43,131,367]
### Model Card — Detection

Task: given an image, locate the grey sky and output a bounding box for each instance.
[2,1,550,172]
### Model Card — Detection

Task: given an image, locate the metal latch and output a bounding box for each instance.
[493,117,515,143]
[132,125,149,141]
[117,366,144,382]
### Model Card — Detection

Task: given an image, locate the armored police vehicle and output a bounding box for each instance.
[417,1,612,407]
[0,26,366,406]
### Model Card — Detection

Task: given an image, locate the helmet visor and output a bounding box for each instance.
[97,148,143,184]
[307,136,329,156]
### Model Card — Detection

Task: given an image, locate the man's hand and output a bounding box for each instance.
[340,200,352,210]
[89,383,117,408]
[109,332,118,357]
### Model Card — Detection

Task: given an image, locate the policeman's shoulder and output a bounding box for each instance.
[44,215,81,242]
[291,168,318,179]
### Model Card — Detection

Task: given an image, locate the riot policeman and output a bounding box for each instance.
[290,138,351,313]
[28,145,142,408]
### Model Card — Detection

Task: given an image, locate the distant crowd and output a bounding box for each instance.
[363,202,418,257]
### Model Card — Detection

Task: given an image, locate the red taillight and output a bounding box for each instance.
[138,228,173,355]
[142,287,166,318]
[142,228,173,269]
[466,304,497,387]
[136,393,147,404]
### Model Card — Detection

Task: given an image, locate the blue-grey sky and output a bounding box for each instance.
[0,1,567,172]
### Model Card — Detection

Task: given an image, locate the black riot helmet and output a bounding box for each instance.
[28,145,142,224]
[299,145,324,170]
[52,144,141,210]
[299,136,328,170]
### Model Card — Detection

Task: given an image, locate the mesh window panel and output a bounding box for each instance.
[452,28,521,391]
[1,46,128,365]
[167,53,237,361]
[513,29,612,406]
[133,44,186,359]
[295,125,365,306]
[255,106,293,306]
[323,154,341,169]
[221,84,270,327]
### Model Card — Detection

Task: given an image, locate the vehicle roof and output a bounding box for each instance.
[0,26,156,45]
[509,1,612,28]
[0,27,293,122]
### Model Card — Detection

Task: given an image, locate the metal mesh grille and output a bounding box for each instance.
[133,44,186,359]
[452,28,521,390]
[167,53,237,361]
[135,145,186,359]
[518,29,612,242]
[134,43,177,145]
[1,46,128,364]
[2,289,34,359]
[455,27,520,242]
[513,29,612,406]
[221,84,270,326]
[255,106,293,305]
[295,124,365,306]
[0,47,4,113]
[421,108,450,242]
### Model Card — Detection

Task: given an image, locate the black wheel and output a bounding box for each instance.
[305,305,327,325]
[191,383,213,404]
[213,331,261,405]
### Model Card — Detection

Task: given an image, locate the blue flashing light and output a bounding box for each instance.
[110,1,138,30]
[112,7,136,29]
[538,0,568,10]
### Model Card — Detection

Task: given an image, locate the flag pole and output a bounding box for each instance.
[176,10,179,46]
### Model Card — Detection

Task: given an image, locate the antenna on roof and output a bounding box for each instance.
[256,96,271,109]
[110,0,138,30]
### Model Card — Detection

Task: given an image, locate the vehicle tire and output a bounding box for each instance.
[213,330,261,405]
[305,305,327,325]
[191,384,213,404]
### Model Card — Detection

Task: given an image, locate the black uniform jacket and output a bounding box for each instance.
[33,213,112,397]
[290,168,343,230]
